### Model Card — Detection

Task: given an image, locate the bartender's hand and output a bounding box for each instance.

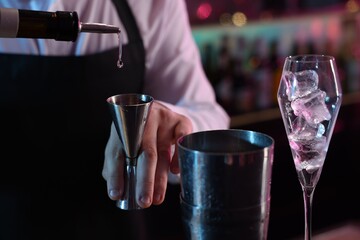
[102,101,193,208]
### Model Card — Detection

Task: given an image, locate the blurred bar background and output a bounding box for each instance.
[131,1,360,239]
[179,0,360,239]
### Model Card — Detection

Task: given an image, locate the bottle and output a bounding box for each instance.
[0,8,120,42]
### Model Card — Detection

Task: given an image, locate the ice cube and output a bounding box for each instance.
[316,123,325,137]
[289,133,327,152]
[294,151,324,172]
[291,89,331,125]
[283,70,319,101]
[288,117,326,141]
[291,136,327,172]
[289,117,319,140]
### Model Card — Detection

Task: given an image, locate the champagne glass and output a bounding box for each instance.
[277,55,342,240]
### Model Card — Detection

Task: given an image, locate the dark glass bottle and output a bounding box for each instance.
[0,8,79,41]
[0,8,120,42]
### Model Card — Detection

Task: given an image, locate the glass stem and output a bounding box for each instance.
[302,186,315,240]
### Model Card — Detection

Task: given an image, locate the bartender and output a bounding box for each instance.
[0,0,229,239]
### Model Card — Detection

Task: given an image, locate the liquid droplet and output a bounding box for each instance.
[117,60,124,68]
[117,31,123,68]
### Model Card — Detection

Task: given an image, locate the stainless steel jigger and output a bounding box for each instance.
[106,93,154,210]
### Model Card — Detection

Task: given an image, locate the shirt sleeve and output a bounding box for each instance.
[141,0,230,132]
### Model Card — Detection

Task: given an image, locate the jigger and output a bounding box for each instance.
[106,93,153,210]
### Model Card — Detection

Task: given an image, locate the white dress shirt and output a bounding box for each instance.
[0,0,230,132]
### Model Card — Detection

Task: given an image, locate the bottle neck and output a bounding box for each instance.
[0,8,80,42]
[0,8,19,38]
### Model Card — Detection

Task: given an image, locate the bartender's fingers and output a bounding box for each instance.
[135,102,164,208]
[136,102,193,207]
[153,146,172,205]
[102,123,125,200]
[170,117,193,174]
[149,128,173,206]
[151,116,192,205]
[136,127,158,208]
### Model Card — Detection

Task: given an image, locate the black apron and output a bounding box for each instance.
[0,1,152,239]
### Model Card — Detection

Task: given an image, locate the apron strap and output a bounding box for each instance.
[112,0,143,43]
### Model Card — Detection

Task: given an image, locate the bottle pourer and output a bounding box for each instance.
[80,22,120,34]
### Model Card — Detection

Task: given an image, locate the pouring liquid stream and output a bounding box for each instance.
[80,22,123,68]
[117,31,124,68]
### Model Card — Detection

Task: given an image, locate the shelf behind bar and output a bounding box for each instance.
[230,92,360,128]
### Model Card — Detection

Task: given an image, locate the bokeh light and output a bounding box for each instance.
[196,2,213,20]
[232,12,247,27]
[346,0,360,12]
[219,13,233,26]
